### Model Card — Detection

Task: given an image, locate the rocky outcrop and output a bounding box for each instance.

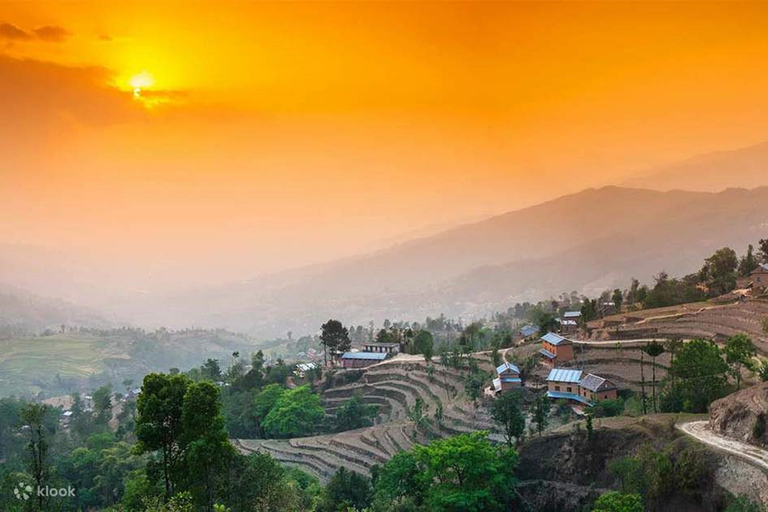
[709,383,768,447]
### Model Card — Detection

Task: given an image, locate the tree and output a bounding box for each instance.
[201,359,222,382]
[320,320,350,366]
[660,339,729,413]
[334,394,377,431]
[739,245,759,277]
[320,467,373,512]
[490,391,525,446]
[612,289,624,312]
[532,395,551,436]
[413,330,434,359]
[21,403,52,511]
[411,431,518,511]
[262,386,324,438]
[92,384,113,425]
[758,238,768,263]
[699,247,739,296]
[592,492,643,512]
[135,373,191,497]
[642,341,665,413]
[724,334,757,390]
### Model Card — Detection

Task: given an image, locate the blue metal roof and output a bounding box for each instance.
[563,311,582,319]
[546,390,592,405]
[341,352,388,360]
[496,362,520,375]
[501,378,522,383]
[541,332,568,346]
[546,368,583,383]
[520,325,538,337]
[539,348,556,359]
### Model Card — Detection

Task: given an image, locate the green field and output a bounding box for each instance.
[0,329,258,398]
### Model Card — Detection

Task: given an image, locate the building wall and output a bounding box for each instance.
[556,344,574,362]
[547,380,578,394]
[580,387,618,401]
[753,271,768,288]
[342,358,379,368]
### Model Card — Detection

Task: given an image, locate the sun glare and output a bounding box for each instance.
[129,71,155,97]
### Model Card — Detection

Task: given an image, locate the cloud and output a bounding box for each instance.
[0,22,33,40]
[0,22,71,42]
[33,25,71,42]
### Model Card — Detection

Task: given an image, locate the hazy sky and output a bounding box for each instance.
[2,1,768,291]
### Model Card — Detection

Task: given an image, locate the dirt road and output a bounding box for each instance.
[677,420,768,472]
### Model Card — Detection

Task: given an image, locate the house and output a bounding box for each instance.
[341,351,389,368]
[539,332,575,365]
[578,373,618,402]
[294,362,318,378]
[560,311,581,335]
[751,264,768,291]
[362,342,400,354]
[546,368,617,407]
[492,362,522,393]
[519,325,539,339]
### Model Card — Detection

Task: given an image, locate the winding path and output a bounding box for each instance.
[677,420,768,472]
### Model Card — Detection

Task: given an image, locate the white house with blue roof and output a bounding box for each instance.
[492,362,522,393]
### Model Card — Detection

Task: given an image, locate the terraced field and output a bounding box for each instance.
[590,299,768,355]
[236,357,500,482]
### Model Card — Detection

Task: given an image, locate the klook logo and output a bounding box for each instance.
[12,482,75,500]
[13,482,32,500]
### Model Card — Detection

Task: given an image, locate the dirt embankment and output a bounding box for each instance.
[517,416,735,512]
[709,382,768,447]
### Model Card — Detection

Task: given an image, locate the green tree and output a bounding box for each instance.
[320,319,351,366]
[201,359,222,381]
[724,334,757,390]
[490,391,525,446]
[660,339,728,413]
[413,330,434,359]
[262,385,324,438]
[699,247,739,296]
[335,394,377,431]
[320,467,373,512]
[612,289,624,312]
[21,403,52,511]
[411,431,518,511]
[739,245,759,277]
[92,384,113,426]
[135,373,191,497]
[592,492,643,512]
[642,341,665,413]
[532,395,551,436]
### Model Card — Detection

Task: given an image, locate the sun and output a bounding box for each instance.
[129,71,155,98]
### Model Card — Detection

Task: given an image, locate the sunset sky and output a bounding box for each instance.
[3,1,768,291]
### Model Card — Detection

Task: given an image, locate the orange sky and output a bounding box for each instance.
[2,1,768,290]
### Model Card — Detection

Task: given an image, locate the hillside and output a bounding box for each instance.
[709,382,768,447]
[623,140,768,192]
[126,187,768,337]
[0,328,259,397]
[589,299,768,355]
[0,284,114,332]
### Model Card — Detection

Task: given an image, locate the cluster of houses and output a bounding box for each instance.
[492,328,618,409]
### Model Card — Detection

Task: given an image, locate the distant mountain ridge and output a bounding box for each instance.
[122,186,768,337]
[623,140,768,192]
[0,284,114,331]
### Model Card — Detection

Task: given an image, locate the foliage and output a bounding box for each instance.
[660,339,729,413]
[334,393,378,431]
[724,334,757,390]
[592,492,643,512]
[726,495,765,512]
[591,398,624,418]
[490,391,525,445]
[413,330,434,360]
[320,319,351,365]
[532,394,551,436]
[320,467,373,512]
[699,247,739,296]
[262,385,324,438]
[372,431,519,511]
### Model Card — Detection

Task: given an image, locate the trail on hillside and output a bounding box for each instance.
[677,420,768,472]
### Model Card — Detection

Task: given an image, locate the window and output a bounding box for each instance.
[566,386,572,393]
[555,385,560,391]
